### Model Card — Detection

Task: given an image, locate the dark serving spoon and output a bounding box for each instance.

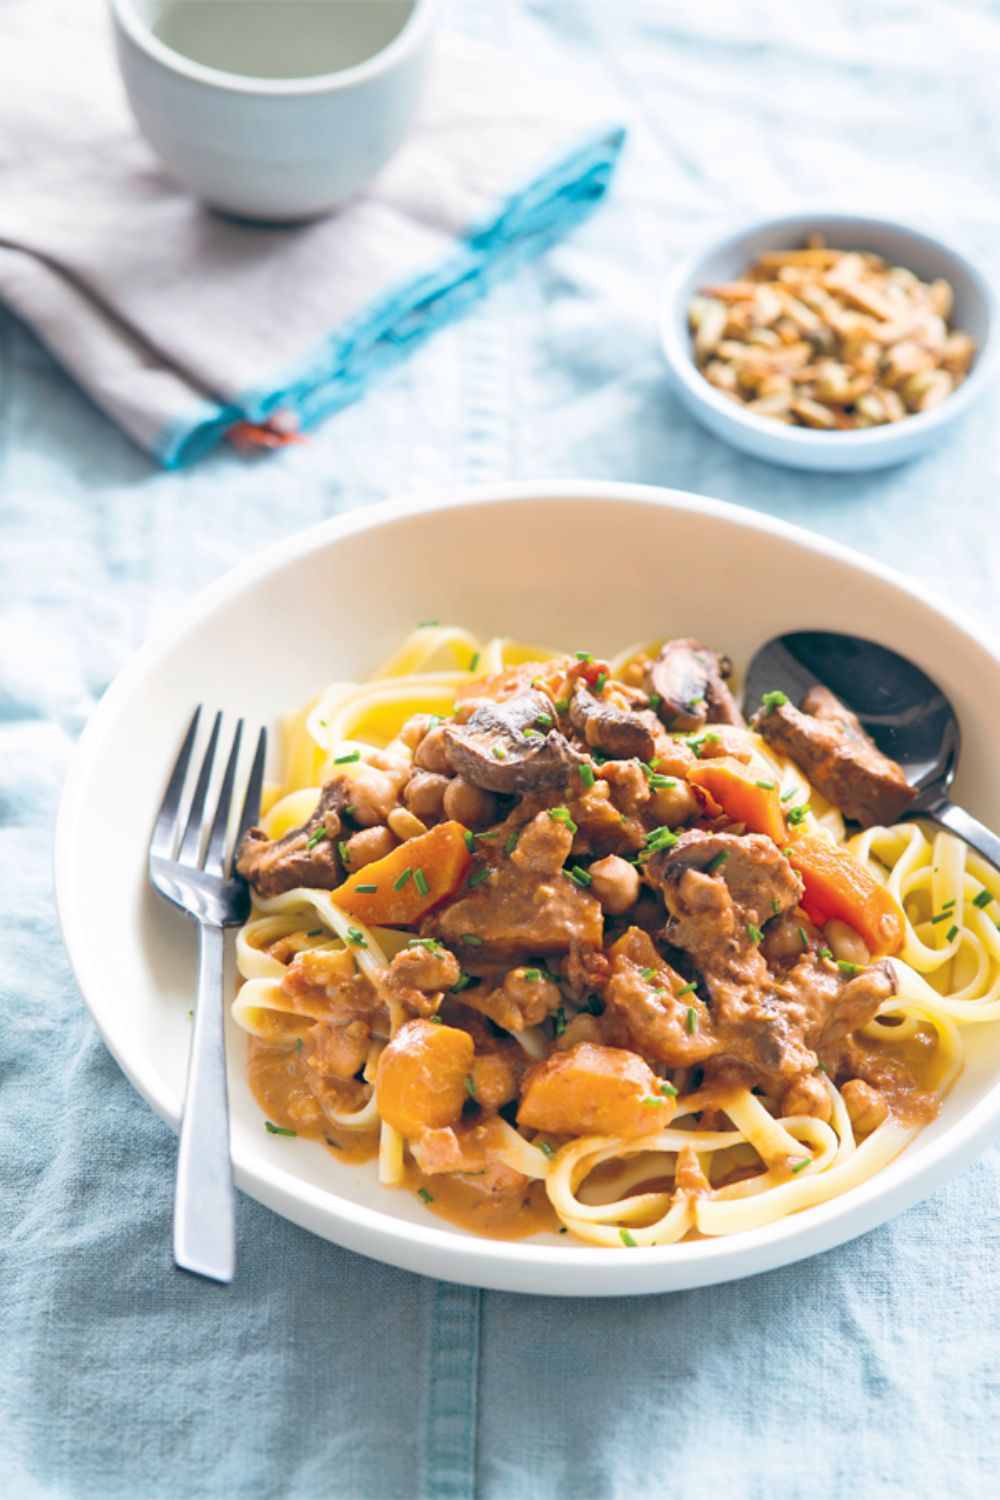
[744,630,1000,867]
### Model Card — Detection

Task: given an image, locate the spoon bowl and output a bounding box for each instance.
[745,629,998,866]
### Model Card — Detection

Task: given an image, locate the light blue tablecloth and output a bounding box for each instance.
[5,2,999,1496]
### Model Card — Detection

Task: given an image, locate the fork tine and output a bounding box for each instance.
[203,720,244,875]
[233,726,267,870]
[177,711,223,867]
[151,707,202,860]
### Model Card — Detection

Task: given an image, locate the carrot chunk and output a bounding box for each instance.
[687,756,787,844]
[331,820,472,925]
[786,832,904,956]
[518,1043,674,1138]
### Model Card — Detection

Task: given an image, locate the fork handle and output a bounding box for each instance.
[922,796,1000,872]
[173,922,236,1284]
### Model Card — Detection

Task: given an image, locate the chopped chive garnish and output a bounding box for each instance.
[640,967,657,981]
[565,866,593,888]
[660,1081,679,1097]
[747,923,764,945]
[648,692,662,709]
[538,1139,555,1158]
[761,690,788,714]
[942,899,956,910]
[819,947,834,960]
[418,620,439,628]
[522,729,544,740]
[338,839,350,865]
[595,672,607,693]
[707,849,730,873]
[555,698,570,714]
[554,1006,566,1037]
[475,831,498,840]
[344,806,356,820]
[464,1075,477,1098]
[645,826,678,852]
[393,868,412,891]
[642,1095,667,1107]
[469,651,480,671]
[649,775,677,789]
[547,808,578,833]
[429,1015,442,1024]
[781,788,797,802]
[504,830,520,855]
[417,1187,434,1203]
[930,910,953,924]
[756,779,776,790]
[318,719,328,728]
[265,1121,297,1137]
[355,884,378,894]
[462,934,483,946]
[772,897,781,913]
[492,745,507,760]
[798,926,809,948]
[586,995,605,1016]
[307,928,324,938]
[791,1157,811,1173]
[676,981,697,997]
[536,712,553,727]
[836,960,861,974]
[306,827,328,850]
[686,1007,697,1033]
[334,750,361,764]
[464,830,476,852]
[575,650,594,662]
[413,868,429,896]
[579,763,596,789]
[947,924,959,942]
[974,889,993,909]
[468,868,491,888]
[620,1228,637,1248]
[450,974,475,993]
[346,927,368,947]
[816,1062,828,1074]
[407,937,441,950]
[786,805,809,826]
[523,968,542,982]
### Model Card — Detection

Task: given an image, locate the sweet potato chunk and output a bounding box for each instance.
[375,1019,474,1139]
[687,756,787,844]
[517,1042,674,1138]
[788,832,904,957]
[332,821,471,925]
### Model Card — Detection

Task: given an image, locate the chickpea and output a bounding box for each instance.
[343,824,396,871]
[414,724,452,775]
[346,763,405,827]
[554,1013,604,1051]
[443,777,498,829]
[841,1079,888,1136]
[781,1074,833,1124]
[588,855,640,916]
[762,914,812,963]
[397,713,436,751]
[823,919,871,968]
[404,771,450,820]
[648,779,699,826]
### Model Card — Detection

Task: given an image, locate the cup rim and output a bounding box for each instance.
[109,0,437,96]
[659,209,999,452]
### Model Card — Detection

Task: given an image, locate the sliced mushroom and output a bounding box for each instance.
[569,686,657,761]
[444,691,584,794]
[236,780,347,898]
[646,638,744,731]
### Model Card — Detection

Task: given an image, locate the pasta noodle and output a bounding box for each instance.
[231,627,990,1249]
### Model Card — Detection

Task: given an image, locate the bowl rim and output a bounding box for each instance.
[54,479,1000,1293]
[659,209,999,451]
[109,0,438,98]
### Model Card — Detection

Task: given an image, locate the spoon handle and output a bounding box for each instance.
[922,797,1000,871]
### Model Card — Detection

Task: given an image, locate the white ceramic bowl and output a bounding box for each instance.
[660,212,997,472]
[55,481,1000,1295]
[110,0,437,221]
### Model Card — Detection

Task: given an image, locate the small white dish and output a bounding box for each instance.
[660,212,997,472]
[55,481,1000,1295]
[110,0,438,222]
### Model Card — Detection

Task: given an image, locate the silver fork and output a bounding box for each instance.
[148,708,267,1284]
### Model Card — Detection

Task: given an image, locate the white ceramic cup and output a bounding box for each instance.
[110,0,438,222]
